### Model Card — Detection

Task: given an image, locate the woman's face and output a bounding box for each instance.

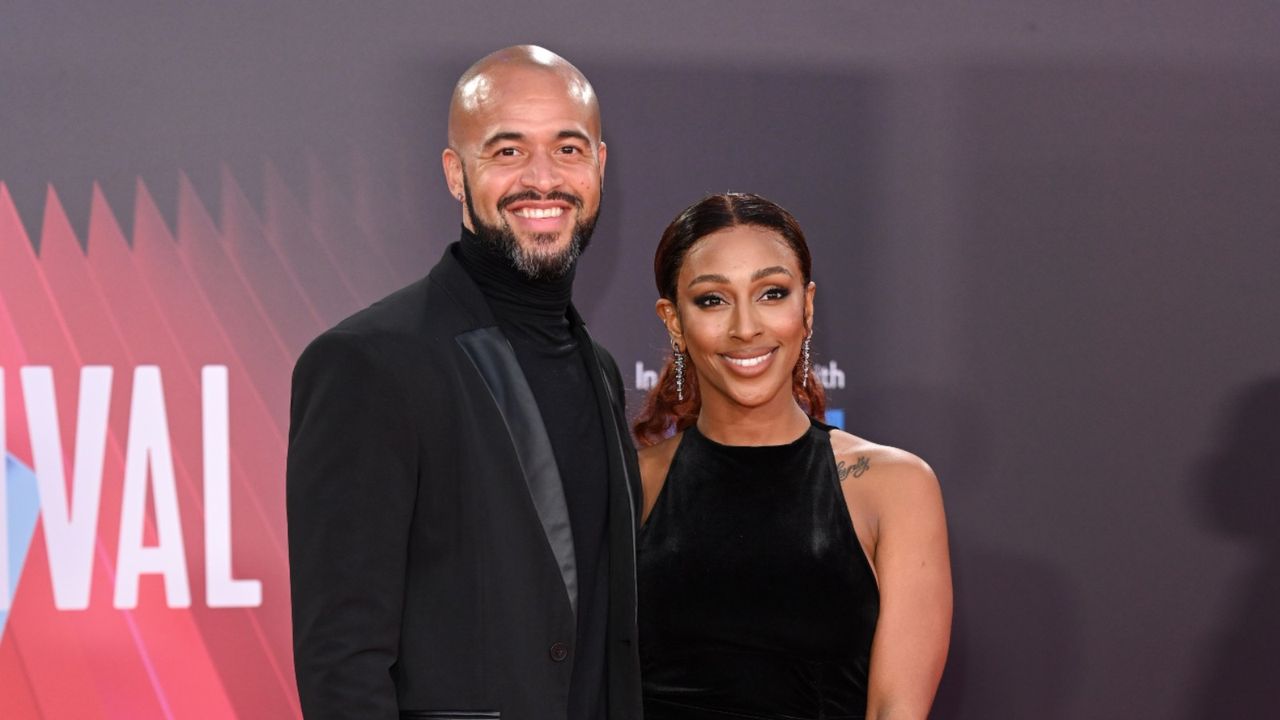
[659,224,815,414]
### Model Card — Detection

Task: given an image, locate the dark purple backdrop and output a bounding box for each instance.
[3,2,1278,717]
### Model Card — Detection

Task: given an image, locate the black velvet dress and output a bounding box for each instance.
[637,418,880,719]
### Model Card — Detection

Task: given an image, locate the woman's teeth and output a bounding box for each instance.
[723,351,773,367]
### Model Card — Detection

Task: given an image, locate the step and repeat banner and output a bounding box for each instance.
[0,159,429,717]
[4,2,1280,718]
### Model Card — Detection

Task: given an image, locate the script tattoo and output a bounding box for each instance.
[837,456,871,482]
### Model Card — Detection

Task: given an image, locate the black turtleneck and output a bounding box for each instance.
[454,227,610,720]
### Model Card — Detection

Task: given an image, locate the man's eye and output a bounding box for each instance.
[497,147,519,157]
[558,146,582,155]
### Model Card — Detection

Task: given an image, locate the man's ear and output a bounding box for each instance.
[442,148,464,200]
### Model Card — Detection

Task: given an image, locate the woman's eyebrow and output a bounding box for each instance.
[687,266,794,288]
[751,266,793,281]
[687,273,730,288]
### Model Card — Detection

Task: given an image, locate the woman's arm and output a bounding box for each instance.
[861,450,953,720]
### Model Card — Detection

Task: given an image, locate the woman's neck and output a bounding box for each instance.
[694,392,813,447]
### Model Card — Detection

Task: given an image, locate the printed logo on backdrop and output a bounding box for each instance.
[0,163,421,611]
[1,366,258,612]
[634,359,848,428]
[0,162,425,717]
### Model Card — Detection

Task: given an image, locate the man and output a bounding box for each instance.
[287,46,642,719]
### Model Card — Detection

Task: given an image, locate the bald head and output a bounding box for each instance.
[440,45,608,280]
[447,45,600,149]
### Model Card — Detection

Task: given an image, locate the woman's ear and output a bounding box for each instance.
[804,281,816,335]
[656,298,683,349]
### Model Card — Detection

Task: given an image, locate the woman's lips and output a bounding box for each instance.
[718,347,778,375]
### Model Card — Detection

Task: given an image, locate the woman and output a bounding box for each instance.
[633,193,952,720]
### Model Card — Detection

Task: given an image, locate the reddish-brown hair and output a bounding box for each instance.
[632,193,826,447]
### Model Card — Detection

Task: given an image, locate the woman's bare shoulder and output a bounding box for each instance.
[828,427,946,567]
[639,432,683,475]
[638,431,685,521]
[827,428,940,497]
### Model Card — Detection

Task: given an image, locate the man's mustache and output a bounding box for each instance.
[497,190,584,212]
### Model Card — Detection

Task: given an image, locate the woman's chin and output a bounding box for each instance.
[712,379,793,413]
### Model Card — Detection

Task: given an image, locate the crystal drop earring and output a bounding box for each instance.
[801,334,812,389]
[672,340,685,402]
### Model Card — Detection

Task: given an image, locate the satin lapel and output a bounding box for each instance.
[456,327,577,616]
[585,342,640,530]
[571,315,640,529]
[572,318,640,627]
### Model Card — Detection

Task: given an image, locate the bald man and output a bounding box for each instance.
[287,46,643,719]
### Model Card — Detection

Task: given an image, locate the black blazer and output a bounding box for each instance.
[287,244,643,720]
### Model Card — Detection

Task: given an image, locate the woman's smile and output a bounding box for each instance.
[717,346,778,374]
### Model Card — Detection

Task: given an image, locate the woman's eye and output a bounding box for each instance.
[760,287,790,301]
[693,294,725,308]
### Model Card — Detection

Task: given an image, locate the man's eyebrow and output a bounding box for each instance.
[482,129,591,150]
[751,266,793,281]
[557,129,591,143]
[481,131,525,150]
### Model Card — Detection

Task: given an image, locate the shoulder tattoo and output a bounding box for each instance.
[837,456,871,482]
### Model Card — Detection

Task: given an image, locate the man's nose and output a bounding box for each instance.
[519,151,564,194]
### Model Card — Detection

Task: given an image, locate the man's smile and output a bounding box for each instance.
[511,206,565,219]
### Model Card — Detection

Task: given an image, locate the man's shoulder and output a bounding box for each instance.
[325,242,481,335]
[334,275,432,335]
[307,277,427,356]
[297,269,474,373]
[294,282,421,379]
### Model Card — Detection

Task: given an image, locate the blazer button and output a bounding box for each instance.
[549,642,569,662]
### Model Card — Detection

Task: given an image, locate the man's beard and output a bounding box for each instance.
[463,176,600,281]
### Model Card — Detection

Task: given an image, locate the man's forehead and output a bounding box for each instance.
[460,66,593,114]
[454,68,599,145]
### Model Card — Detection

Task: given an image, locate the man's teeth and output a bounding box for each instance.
[513,207,565,219]
[723,352,772,367]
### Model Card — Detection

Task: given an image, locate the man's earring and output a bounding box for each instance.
[672,339,685,402]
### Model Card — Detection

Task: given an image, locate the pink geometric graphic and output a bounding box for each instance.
[0,159,429,718]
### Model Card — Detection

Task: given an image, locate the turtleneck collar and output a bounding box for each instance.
[454,225,575,325]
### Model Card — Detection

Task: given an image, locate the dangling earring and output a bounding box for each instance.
[801,333,812,389]
[672,339,686,402]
